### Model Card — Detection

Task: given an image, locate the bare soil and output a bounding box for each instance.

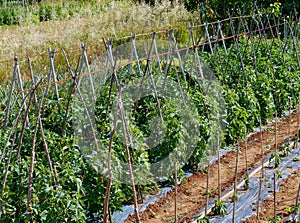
[125,111,300,223]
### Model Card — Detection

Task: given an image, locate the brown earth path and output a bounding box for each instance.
[243,168,300,223]
[126,111,300,223]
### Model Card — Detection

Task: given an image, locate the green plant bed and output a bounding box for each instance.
[201,37,300,145]
[1,33,300,221]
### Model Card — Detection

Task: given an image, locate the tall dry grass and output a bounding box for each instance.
[0,0,198,82]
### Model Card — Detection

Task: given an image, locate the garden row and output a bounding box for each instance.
[125,35,300,222]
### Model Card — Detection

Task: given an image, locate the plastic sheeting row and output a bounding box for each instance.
[112,149,230,222]
[193,141,300,223]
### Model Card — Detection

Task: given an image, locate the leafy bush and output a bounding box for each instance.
[0,7,20,25]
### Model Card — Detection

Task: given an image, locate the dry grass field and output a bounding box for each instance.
[0,0,197,81]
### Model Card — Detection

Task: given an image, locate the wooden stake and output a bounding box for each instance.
[273,172,276,219]
[296,92,300,150]
[289,98,292,142]
[217,135,221,201]
[27,59,57,186]
[205,158,210,217]
[174,164,178,222]
[295,183,300,222]
[257,119,264,222]
[119,88,140,223]
[103,87,121,223]
[275,110,278,151]
[60,50,78,138]
[2,92,33,201]
[27,89,45,218]
[245,127,249,175]
[232,138,240,223]
[244,127,250,191]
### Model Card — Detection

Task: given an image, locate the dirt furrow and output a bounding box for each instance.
[243,168,300,223]
[126,112,300,223]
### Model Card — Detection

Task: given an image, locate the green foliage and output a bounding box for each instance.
[267,215,281,223]
[167,169,186,187]
[211,199,227,217]
[202,37,300,144]
[1,22,300,221]
[270,151,281,168]
[39,5,53,21]
[197,216,210,223]
[0,7,21,25]
[0,89,125,222]
[181,0,298,19]
[275,170,282,178]
[243,173,250,190]
[279,142,291,157]
[92,63,218,178]
[230,191,238,203]
[183,0,253,18]
[268,2,281,17]
[285,206,293,213]
[0,1,112,26]
[174,25,191,45]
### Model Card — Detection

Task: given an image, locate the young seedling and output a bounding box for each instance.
[267,215,281,223]
[275,170,282,178]
[243,173,250,190]
[270,151,281,168]
[197,216,210,223]
[212,200,227,217]
[230,191,238,203]
[279,142,291,157]
[285,206,293,214]
[244,127,250,190]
